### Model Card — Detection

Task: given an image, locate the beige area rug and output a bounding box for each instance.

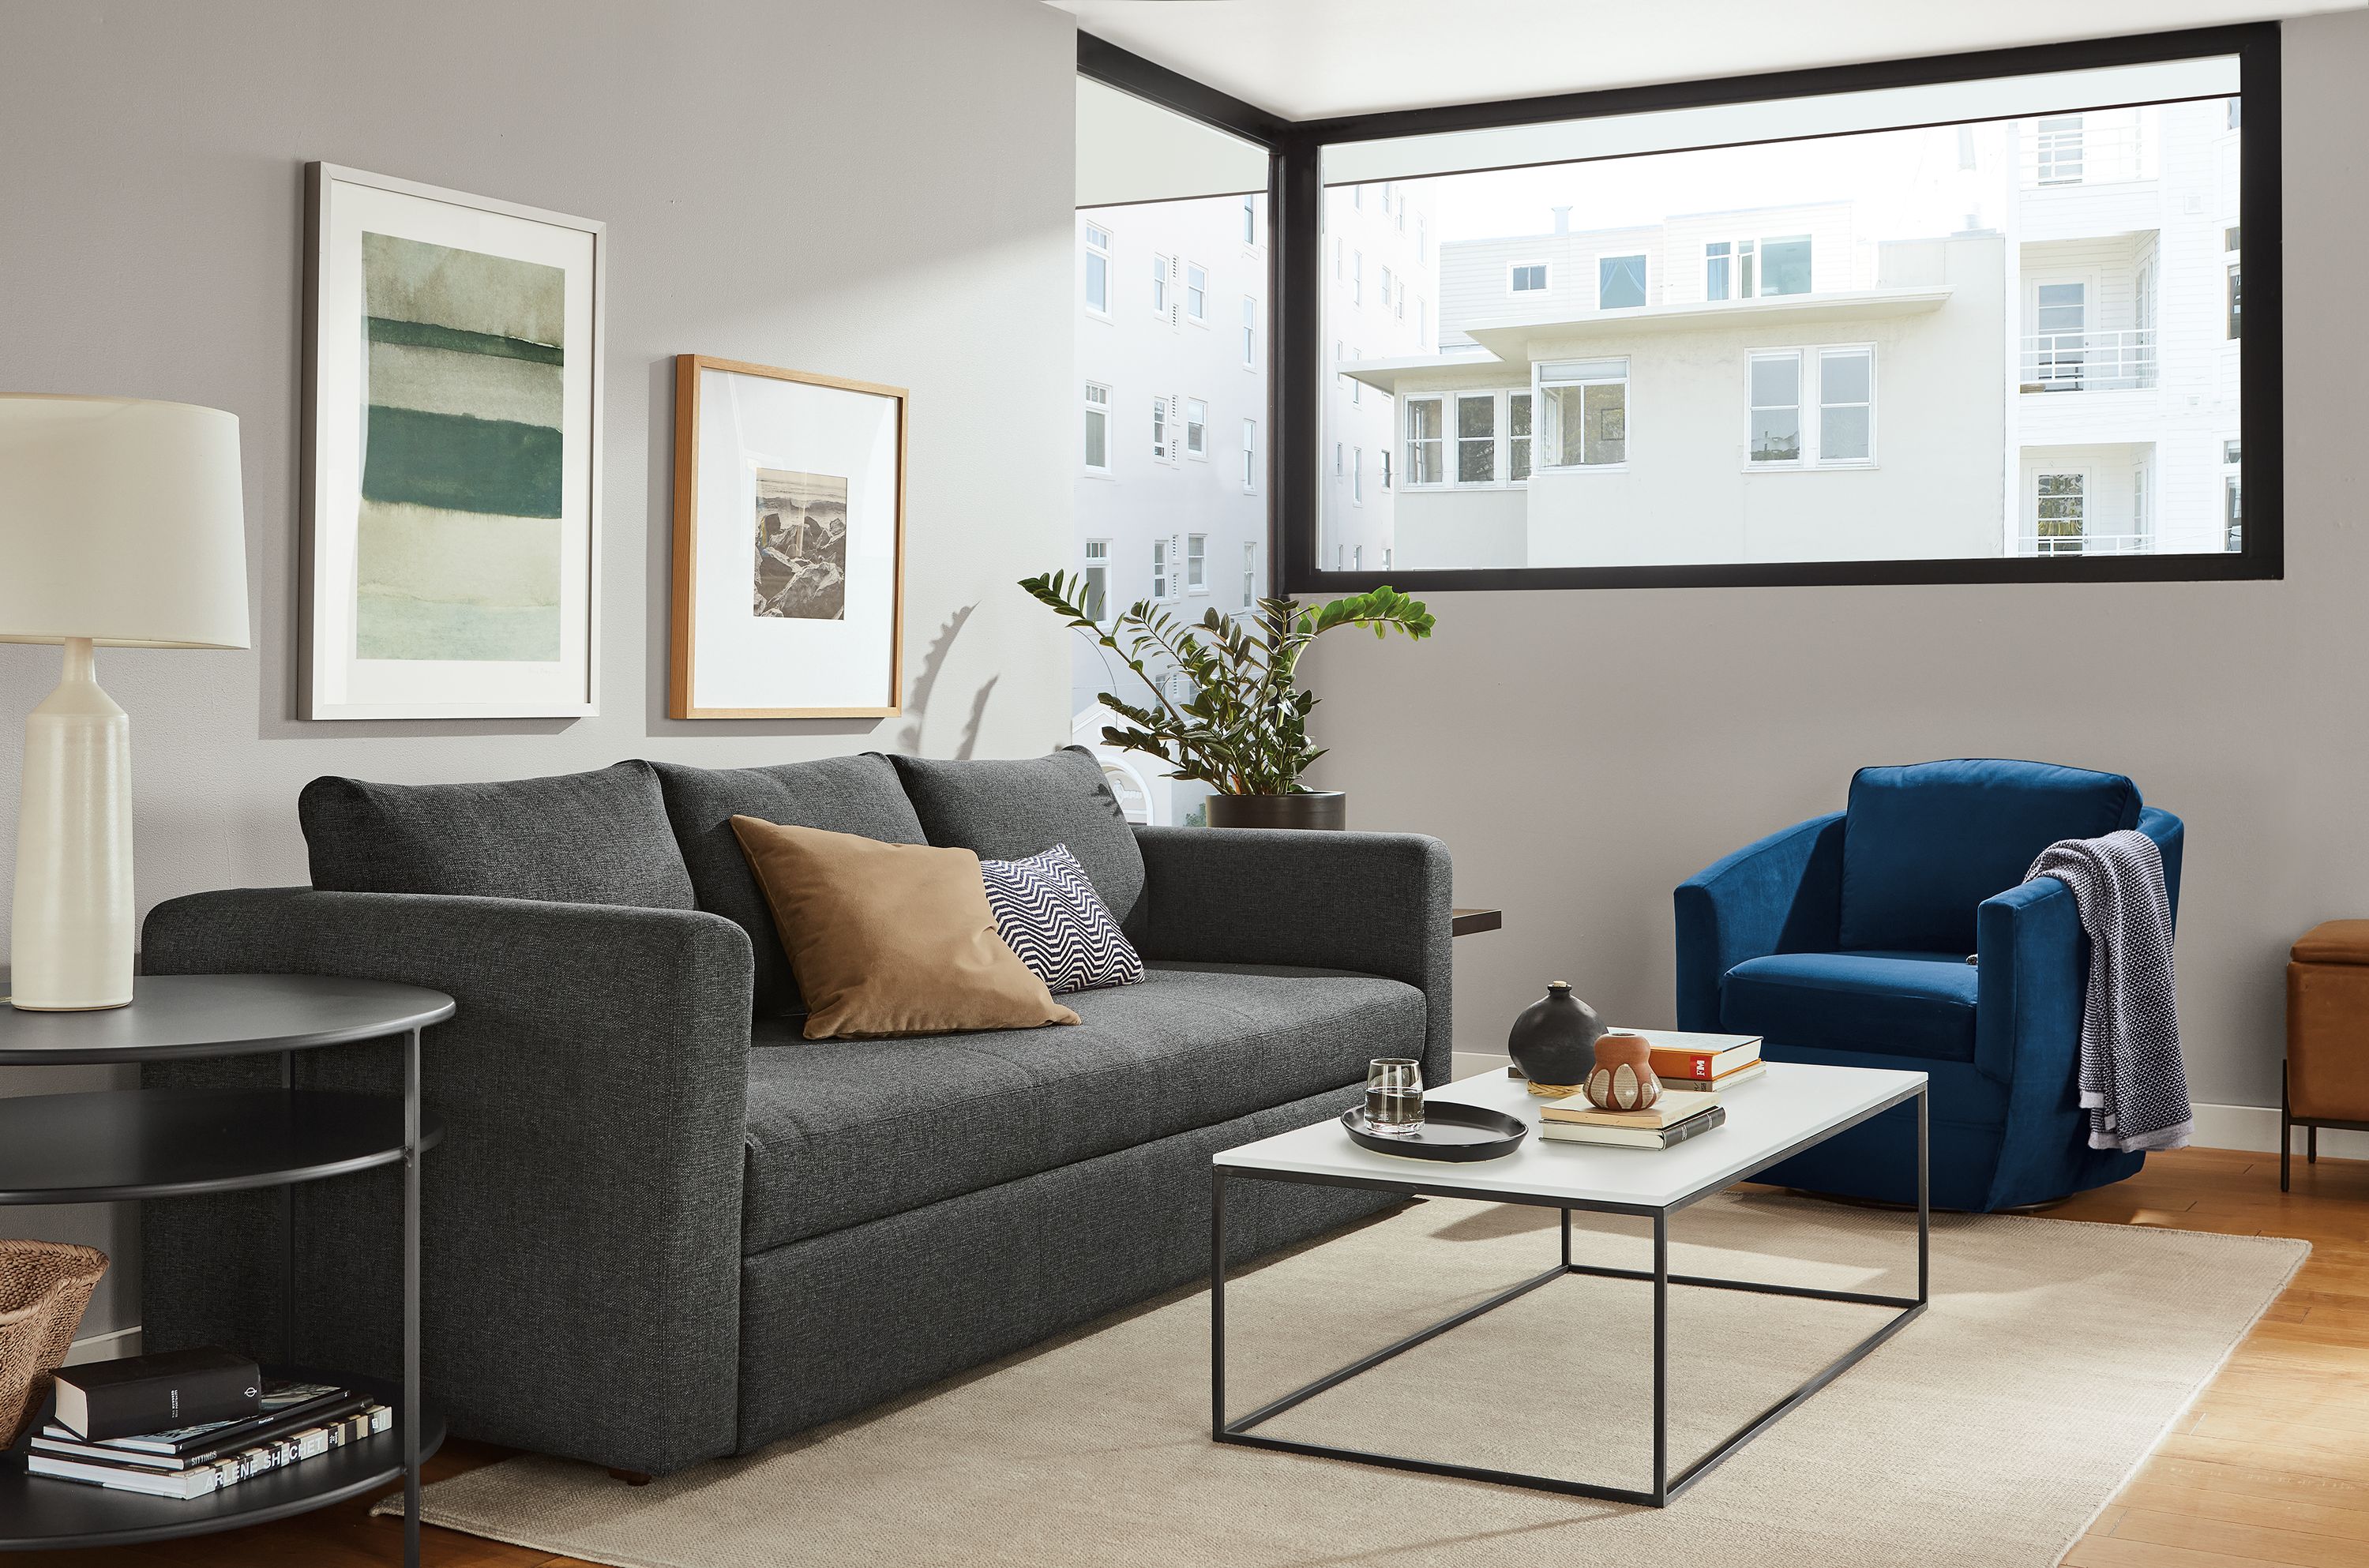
[385,1193,2305,1568]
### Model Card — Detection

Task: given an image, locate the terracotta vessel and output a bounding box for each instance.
[1505,981,1605,1088]
[1584,1032,1663,1113]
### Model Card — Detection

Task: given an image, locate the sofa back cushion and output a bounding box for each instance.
[651,755,928,1018]
[1838,759,2142,954]
[889,748,1145,932]
[299,761,695,910]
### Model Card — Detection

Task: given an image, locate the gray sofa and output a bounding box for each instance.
[137,748,1451,1476]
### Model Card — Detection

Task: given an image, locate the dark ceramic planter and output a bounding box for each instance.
[1204,792,1347,831]
[1506,981,1606,1088]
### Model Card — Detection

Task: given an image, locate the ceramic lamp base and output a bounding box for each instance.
[9,639,134,1011]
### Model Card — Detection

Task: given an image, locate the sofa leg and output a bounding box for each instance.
[2281,1064,2293,1193]
[608,1469,651,1487]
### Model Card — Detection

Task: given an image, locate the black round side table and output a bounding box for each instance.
[0,974,455,1566]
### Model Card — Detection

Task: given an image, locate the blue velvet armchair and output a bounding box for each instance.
[1674,759,2183,1213]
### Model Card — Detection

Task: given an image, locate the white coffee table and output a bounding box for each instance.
[1210,1060,1928,1507]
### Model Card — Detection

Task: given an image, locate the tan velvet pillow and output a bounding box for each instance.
[729,816,1079,1040]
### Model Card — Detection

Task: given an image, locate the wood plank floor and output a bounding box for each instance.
[15,1144,2363,1568]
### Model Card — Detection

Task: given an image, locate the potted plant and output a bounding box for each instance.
[1019,572,1434,829]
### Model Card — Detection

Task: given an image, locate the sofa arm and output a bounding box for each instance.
[1673,812,1846,1032]
[1132,827,1453,1086]
[1974,876,2084,1088]
[138,887,755,1476]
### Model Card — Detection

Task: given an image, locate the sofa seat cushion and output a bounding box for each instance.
[651,756,929,1018]
[1721,951,1979,1064]
[299,760,695,909]
[739,960,1423,1252]
[1838,760,2140,955]
[890,748,1145,934]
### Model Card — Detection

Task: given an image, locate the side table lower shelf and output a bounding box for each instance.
[0,1375,445,1551]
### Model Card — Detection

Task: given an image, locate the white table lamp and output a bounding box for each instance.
[0,395,250,1010]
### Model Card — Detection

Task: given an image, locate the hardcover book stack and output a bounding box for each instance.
[1538,1093,1728,1149]
[1510,1030,1765,1094]
[26,1348,390,1500]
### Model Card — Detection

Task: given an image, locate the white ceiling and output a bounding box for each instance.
[1049,0,2361,122]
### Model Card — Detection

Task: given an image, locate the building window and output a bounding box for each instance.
[1241,194,1257,245]
[1350,346,1361,404]
[1706,241,1736,301]
[1186,263,1207,322]
[1083,383,1111,474]
[2225,226,2243,252]
[1541,359,1627,467]
[1761,236,1812,295]
[1380,265,1395,315]
[1748,352,1801,463]
[1598,254,1646,309]
[1417,215,1427,263]
[1151,253,1169,316]
[1241,295,1256,366]
[2034,471,2085,554]
[1334,441,1343,476]
[1241,418,1257,491]
[1352,249,1363,305]
[1151,396,1169,461]
[1352,449,1364,505]
[1151,536,1171,598]
[1381,449,1392,490]
[1184,398,1207,459]
[1406,398,1444,485]
[2228,264,2242,339]
[1510,261,1548,294]
[2036,115,2086,184]
[1383,547,1394,569]
[1819,347,1873,463]
[2224,439,2243,551]
[1083,224,1110,315]
[1508,391,1534,482]
[1456,394,1496,483]
[2133,461,2150,545]
[1187,533,1207,591]
[1082,538,1109,619]
[2228,96,2242,129]
[1416,297,1426,342]
[1241,541,1256,609]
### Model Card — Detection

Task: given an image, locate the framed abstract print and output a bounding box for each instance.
[301,163,603,719]
[670,355,907,718]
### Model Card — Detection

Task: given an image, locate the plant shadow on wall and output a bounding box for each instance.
[1021,574,1433,822]
[894,602,994,760]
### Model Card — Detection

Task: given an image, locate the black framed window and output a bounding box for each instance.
[1082,24,2280,594]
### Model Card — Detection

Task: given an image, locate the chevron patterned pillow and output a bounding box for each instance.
[979,844,1145,996]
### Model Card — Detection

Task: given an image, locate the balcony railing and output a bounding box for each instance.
[2021,123,2146,187]
[2020,328,2156,392]
[2016,532,2152,557]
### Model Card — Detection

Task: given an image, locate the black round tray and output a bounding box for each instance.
[1340,1101,1527,1162]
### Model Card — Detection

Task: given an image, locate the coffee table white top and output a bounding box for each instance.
[1216,1061,1925,1212]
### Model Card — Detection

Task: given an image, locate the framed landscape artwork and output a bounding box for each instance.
[670,355,907,718]
[302,163,603,719]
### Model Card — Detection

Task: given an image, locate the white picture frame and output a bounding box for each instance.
[300,162,603,720]
[670,355,907,719]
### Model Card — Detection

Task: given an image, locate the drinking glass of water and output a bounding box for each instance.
[1365,1058,1424,1135]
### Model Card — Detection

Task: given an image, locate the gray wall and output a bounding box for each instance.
[1308,12,2362,1120]
[0,0,1078,1335]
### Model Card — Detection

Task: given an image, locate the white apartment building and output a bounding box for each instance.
[1073,193,1269,722]
[1320,179,1440,572]
[2007,99,2244,555]
[1345,104,2241,568]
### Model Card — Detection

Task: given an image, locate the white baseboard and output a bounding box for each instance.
[62,1325,141,1367]
[1451,1054,2337,1161]
[2189,1101,2369,1158]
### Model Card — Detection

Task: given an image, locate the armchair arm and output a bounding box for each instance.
[1132,827,1453,1086]
[138,887,755,1476]
[1974,877,2085,1088]
[1673,812,1846,1032]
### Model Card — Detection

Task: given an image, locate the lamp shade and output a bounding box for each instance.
[0,394,250,649]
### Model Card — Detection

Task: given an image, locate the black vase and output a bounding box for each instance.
[1506,981,1606,1088]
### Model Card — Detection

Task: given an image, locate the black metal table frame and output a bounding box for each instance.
[1210,1081,1928,1507]
[0,977,450,1567]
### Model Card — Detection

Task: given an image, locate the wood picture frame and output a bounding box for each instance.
[670,355,907,719]
[300,162,604,720]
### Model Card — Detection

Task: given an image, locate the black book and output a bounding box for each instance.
[51,1348,261,1442]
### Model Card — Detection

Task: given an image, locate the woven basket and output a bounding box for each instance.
[1,1240,108,1450]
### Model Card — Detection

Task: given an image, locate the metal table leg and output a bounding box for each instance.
[403,1026,422,1568]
